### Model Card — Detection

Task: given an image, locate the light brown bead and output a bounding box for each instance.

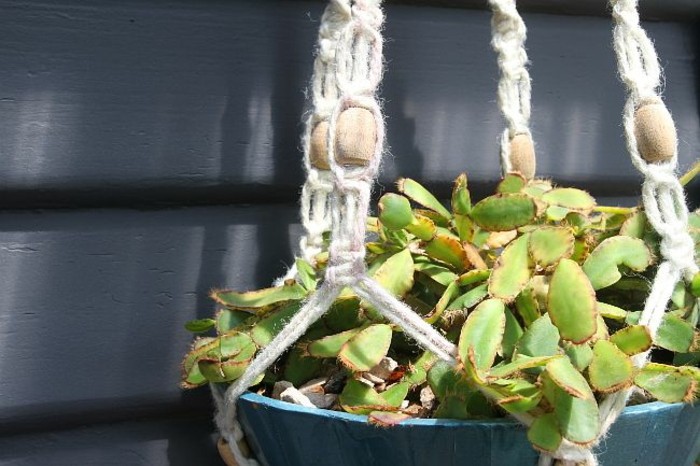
[309,121,330,170]
[335,107,377,166]
[217,437,251,466]
[634,101,677,164]
[508,133,536,180]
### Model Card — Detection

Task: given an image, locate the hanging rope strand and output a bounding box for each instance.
[541,2,699,465]
[488,0,536,179]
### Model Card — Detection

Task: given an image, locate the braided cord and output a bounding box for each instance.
[488,0,535,177]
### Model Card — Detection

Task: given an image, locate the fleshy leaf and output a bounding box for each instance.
[398,178,452,220]
[378,193,414,230]
[295,258,317,291]
[471,194,538,232]
[528,227,574,268]
[588,340,634,393]
[458,299,506,372]
[634,363,698,403]
[515,314,561,358]
[540,371,600,445]
[364,249,415,316]
[547,259,598,344]
[197,338,256,383]
[451,173,471,215]
[338,324,392,372]
[446,283,489,312]
[380,381,411,406]
[339,379,392,414]
[490,355,560,378]
[541,188,595,212]
[251,302,301,347]
[185,318,216,333]
[528,413,563,453]
[307,328,363,358]
[597,302,627,322]
[212,282,307,310]
[488,234,533,301]
[284,348,324,386]
[425,234,469,271]
[502,307,524,359]
[497,173,527,194]
[610,325,652,355]
[546,358,594,400]
[563,342,593,371]
[655,313,695,353]
[414,261,459,287]
[582,236,652,290]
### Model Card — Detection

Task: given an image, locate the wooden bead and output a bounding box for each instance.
[309,121,330,170]
[335,107,377,166]
[508,134,536,180]
[217,437,251,466]
[634,101,677,164]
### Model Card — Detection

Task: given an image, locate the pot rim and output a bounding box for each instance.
[238,391,685,427]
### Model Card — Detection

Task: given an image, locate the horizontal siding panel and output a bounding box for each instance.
[0,1,697,208]
[0,205,301,431]
[0,417,221,466]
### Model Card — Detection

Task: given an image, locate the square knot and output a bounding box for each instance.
[324,250,365,287]
[661,234,697,275]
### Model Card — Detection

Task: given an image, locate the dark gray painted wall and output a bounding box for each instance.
[0,1,698,464]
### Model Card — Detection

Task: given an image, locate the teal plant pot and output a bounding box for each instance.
[237,392,700,466]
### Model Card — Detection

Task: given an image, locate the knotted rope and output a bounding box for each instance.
[214,2,458,464]
[539,1,698,465]
[488,0,536,179]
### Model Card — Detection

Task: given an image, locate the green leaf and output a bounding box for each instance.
[295,258,317,291]
[415,261,459,287]
[338,324,392,372]
[451,173,471,215]
[619,211,646,238]
[546,206,570,221]
[515,314,561,358]
[540,371,600,445]
[490,355,560,378]
[514,286,541,327]
[546,358,595,400]
[634,363,698,403]
[181,337,218,388]
[364,249,415,317]
[185,318,216,333]
[502,307,524,358]
[597,302,628,322]
[380,381,411,406]
[216,309,252,333]
[433,395,471,420]
[428,360,469,399]
[528,227,574,268]
[582,236,652,290]
[197,338,257,383]
[339,379,392,414]
[656,313,695,353]
[497,173,527,194]
[398,178,452,220]
[219,332,256,358]
[528,413,563,453]
[283,347,324,386]
[446,283,489,311]
[406,213,437,241]
[212,282,307,310]
[457,269,491,287]
[691,272,700,298]
[378,193,414,230]
[610,325,652,355]
[547,259,598,344]
[542,188,595,212]
[307,328,363,358]
[424,235,469,271]
[458,299,506,372]
[488,234,533,301]
[250,302,301,347]
[471,194,538,232]
[563,342,593,371]
[404,351,438,386]
[588,340,634,393]
[492,379,542,414]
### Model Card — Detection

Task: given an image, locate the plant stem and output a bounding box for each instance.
[680,160,700,187]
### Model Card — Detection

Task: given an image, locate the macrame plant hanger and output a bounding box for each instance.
[211,1,698,465]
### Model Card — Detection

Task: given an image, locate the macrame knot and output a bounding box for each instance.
[325,249,365,287]
[660,232,696,276]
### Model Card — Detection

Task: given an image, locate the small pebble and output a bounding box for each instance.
[280,387,316,408]
[272,381,294,400]
[368,357,398,380]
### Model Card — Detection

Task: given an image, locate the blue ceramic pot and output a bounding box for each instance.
[238,392,700,466]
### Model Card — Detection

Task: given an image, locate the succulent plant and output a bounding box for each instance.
[182,172,700,454]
